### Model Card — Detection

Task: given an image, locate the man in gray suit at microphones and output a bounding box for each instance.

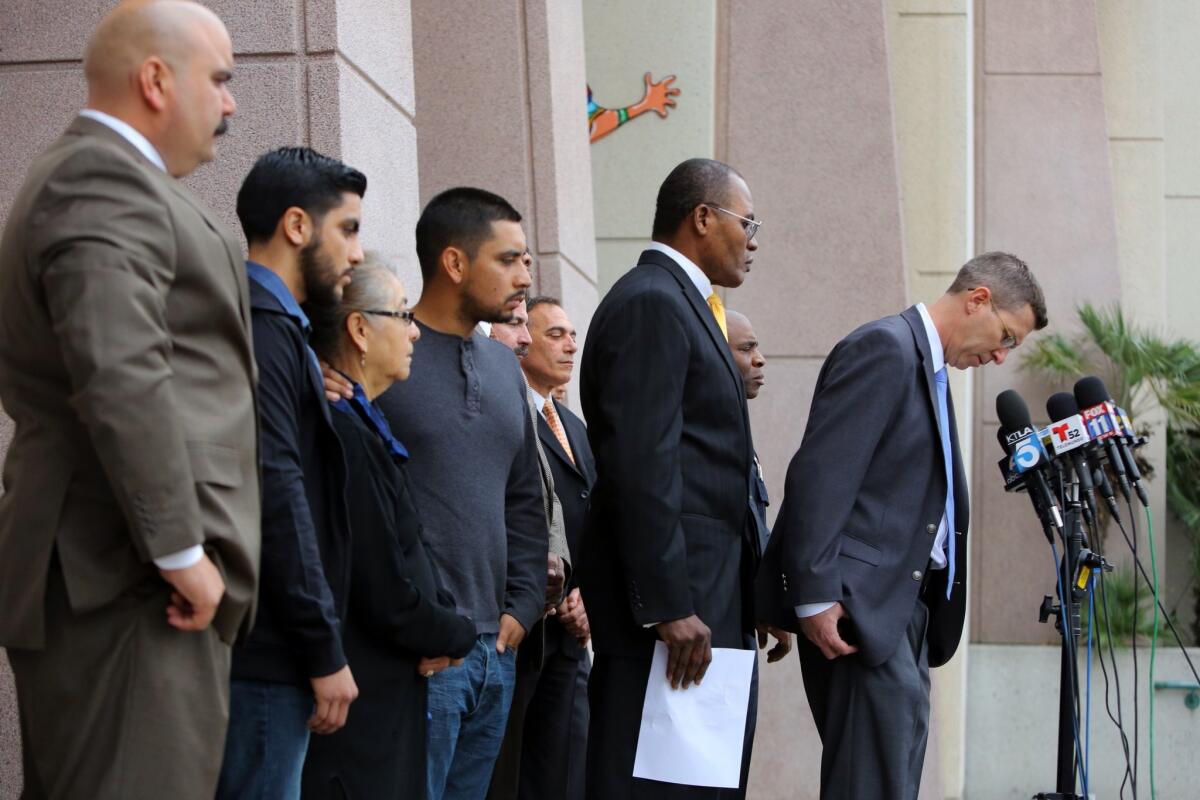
[0,3,259,798]
[760,253,1047,799]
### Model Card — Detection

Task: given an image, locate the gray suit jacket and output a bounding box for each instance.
[758,305,969,668]
[528,392,570,574]
[0,116,261,648]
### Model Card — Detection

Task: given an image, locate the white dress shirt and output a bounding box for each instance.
[646,241,713,299]
[527,385,549,416]
[795,302,950,619]
[78,109,203,572]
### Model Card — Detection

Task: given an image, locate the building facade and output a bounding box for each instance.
[1,1,1197,797]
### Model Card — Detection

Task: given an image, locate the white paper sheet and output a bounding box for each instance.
[631,640,756,789]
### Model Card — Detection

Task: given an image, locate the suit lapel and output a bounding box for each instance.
[638,250,746,400]
[164,179,252,329]
[558,403,596,485]
[900,305,965,516]
[901,306,941,442]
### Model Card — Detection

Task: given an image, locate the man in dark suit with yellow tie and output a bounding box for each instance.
[579,158,788,798]
[0,3,259,797]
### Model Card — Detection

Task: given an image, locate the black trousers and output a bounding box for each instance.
[585,647,758,799]
[489,622,590,800]
[798,599,931,800]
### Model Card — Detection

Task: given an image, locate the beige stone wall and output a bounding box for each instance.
[886,2,972,794]
[1161,0,1200,643]
[717,2,921,796]
[412,0,598,406]
[972,0,1124,648]
[583,0,718,293]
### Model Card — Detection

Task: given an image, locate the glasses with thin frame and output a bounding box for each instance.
[363,309,415,326]
[986,299,1018,349]
[704,204,762,242]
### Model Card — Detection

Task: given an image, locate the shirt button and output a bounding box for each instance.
[926,523,937,535]
[580,490,589,500]
[912,570,923,582]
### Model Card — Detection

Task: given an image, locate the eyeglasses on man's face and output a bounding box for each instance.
[986,299,1018,350]
[363,309,415,326]
[703,203,761,242]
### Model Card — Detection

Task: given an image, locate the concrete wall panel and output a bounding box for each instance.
[982,0,1101,75]
[966,644,1200,798]
[208,0,302,54]
[526,0,597,283]
[0,70,86,224]
[0,1,306,62]
[1163,0,1200,193]
[329,0,415,115]
[745,359,824,529]
[969,422,1063,644]
[412,0,597,349]
[334,61,422,295]
[723,0,908,358]
[184,61,306,238]
[411,1,531,209]
[584,0,716,239]
[890,13,970,277]
[1165,200,1200,342]
[0,1,110,63]
[978,74,1122,420]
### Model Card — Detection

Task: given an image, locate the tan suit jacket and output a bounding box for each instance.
[0,116,260,648]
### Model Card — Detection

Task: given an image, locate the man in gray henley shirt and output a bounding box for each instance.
[374,187,548,800]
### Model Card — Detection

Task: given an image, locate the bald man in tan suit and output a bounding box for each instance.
[0,3,260,797]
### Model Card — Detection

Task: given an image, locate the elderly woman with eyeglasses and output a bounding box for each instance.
[301,256,475,799]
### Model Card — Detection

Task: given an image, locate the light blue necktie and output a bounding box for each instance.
[935,367,956,600]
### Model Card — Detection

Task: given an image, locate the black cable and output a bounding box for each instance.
[1090,518,1135,798]
[1110,513,1200,684]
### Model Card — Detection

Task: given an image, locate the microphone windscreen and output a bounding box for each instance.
[996,389,1033,432]
[1046,391,1079,422]
[1074,375,1110,407]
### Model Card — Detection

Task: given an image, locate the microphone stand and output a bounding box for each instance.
[1035,467,1109,800]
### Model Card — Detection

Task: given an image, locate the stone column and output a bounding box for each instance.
[716,2,918,796]
[972,0,1124,648]
[410,0,598,405]
[0,1,421,792]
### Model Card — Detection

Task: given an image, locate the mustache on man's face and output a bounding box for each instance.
[215,118,229,137]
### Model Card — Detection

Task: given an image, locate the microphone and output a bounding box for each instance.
[996,389,1064,531]
[1045,392,1102,524]
[1074,376,1148,507]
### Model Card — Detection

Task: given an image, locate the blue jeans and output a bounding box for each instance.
[426,633,517,800]
[216,679,313,800]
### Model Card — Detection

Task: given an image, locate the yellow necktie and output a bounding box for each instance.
[707,292,728,341]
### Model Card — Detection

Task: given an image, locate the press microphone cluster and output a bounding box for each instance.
[995,375,1149,530]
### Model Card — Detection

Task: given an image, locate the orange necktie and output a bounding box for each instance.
[543,400,575,465]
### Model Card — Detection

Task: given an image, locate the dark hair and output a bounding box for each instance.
[651,158,742,239]
[415,187,522,283]
[526,295,561,315]
[947,251,1049,330]
[236,147,367,245]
